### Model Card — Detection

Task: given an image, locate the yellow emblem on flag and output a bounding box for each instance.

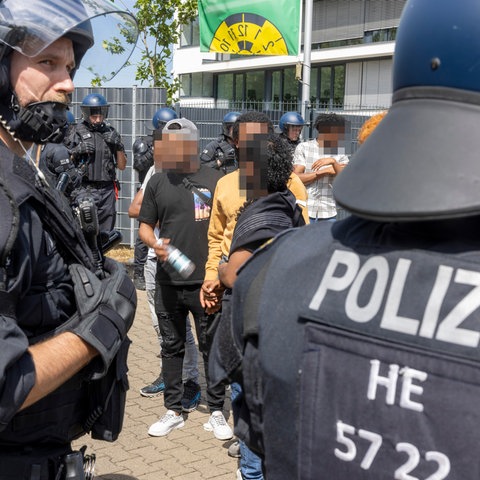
[210,13,288,55]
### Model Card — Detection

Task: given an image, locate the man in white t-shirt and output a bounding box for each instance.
[293,113,349,222]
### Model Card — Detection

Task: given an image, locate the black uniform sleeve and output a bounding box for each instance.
[199,140,220,167]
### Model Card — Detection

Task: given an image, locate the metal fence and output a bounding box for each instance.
[71,87,388,246]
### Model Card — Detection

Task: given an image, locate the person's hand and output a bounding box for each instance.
[312,157,335,170]
[153,237,170,262]
[200,279,225,313]
[103,130,124,151]
[71,142,95,160]
[68,258,137,378]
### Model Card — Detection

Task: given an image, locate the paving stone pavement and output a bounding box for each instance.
[73,289,239,479]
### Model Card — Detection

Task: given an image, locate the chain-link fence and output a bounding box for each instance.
[71,88,388,245]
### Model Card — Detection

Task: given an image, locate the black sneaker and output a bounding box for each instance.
[181,380,201,412]
[140,376,165,397]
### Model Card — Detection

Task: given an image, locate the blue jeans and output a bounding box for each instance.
[231,383,264,480]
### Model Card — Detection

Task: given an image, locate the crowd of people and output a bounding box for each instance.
[1,0,477,479]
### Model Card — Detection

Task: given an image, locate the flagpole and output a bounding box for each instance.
[301,0,313,123]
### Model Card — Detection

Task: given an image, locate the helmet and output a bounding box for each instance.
[66,110,76,124]
[334,0,480,221]
[222,111,241,137]
[152,107,178,130]
[279,112,305,133]
[0,0,137,143]
[81,93,109,122]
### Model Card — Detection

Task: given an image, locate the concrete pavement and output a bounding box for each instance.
[73,289,239,479]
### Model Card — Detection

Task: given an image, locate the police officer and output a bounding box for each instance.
[200,111,240,174]
[39,110,82,197]
[65,92,127,233]
[0,1,137,478]
[132,107,178,184]
[131,107,178,289]
[278,111,305,160]
[216,0,480,478]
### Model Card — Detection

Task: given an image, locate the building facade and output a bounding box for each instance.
[173,0,406,112]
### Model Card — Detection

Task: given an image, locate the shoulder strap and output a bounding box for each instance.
[182,177,213,208]
[0,174,20,315]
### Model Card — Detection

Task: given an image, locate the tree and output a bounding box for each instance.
[97,0,198,103]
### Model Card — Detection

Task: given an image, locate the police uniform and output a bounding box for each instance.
[227,215,480,479]
[65,121,123,233]
[0,143,135,478]
[200,134,237,174]
[39,142,83,196]
[132,134,153,184]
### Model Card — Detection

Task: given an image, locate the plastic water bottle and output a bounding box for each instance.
[156,239,195,279]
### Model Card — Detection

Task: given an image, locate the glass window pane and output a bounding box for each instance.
[320,67,331,106]
[246,71,264,107]
[218,73,234,101]
[283,67,298,110]
[333,65,345,107]
[191,18,200,47]
[272,71,281,109]
[191,73,203,97]
[202,72,214,97]
[180,74,191,97]
[235,73,244,101]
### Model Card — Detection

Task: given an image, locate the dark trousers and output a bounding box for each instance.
[133,235,148,277]
[155,283,225,413]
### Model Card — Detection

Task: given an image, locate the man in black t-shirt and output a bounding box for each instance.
[138,118,233,441]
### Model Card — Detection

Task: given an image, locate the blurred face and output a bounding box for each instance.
[10,37,75,108]
[154,130,199,173]
[238,122,269,198]
[317,125,346,153]
[286,124,302,141]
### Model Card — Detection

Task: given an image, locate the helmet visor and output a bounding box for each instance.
[0,0,138,81]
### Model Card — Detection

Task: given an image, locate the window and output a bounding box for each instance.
[179,72,213,97]
[311,65,346,109]
[180,17,200,48]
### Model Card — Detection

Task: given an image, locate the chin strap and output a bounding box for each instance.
[13,100,68,143]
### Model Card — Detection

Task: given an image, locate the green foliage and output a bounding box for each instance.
[132,0,198,103]
[90,0,197,103]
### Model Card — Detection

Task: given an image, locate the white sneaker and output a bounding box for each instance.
[236,468,243,479]
[203,411,233,440]
[148,410,184,437]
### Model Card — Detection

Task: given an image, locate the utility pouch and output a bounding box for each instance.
[85,337,131,442]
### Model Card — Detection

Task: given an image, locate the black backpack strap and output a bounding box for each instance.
[182,177,213,208]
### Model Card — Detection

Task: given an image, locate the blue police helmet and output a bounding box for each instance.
[152,107,178,129]
[334,0,480,222]
[279,112,304,133]
[222,111,241,137]
[66,110,76,124]
[80,93,109,120]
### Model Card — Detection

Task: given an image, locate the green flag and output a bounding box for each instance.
[198,0,301,56]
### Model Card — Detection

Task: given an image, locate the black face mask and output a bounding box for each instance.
[0,98,68,143]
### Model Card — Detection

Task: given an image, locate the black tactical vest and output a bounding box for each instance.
[71,122,116,182]
[0,145,104,446]
[233,216,480,479]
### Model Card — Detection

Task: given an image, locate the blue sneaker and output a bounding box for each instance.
[140,376,165,397]
[181,380,201,412]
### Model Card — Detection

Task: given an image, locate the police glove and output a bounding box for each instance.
[103,130,124,152]
[71,142,95,160]
[68,258,137,378]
